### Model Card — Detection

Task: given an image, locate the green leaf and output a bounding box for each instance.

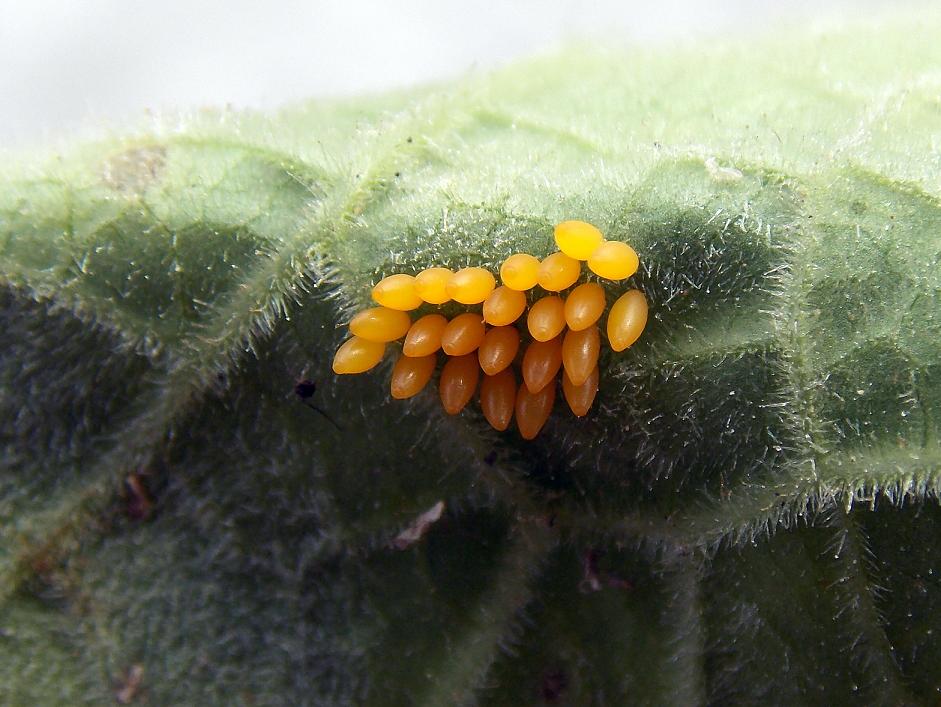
[2,11,941,704]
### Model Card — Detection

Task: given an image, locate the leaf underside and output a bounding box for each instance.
[2,12,941,705]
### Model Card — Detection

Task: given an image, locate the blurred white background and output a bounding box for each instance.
[0,0,913,147]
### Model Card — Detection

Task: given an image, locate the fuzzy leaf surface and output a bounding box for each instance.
[2,12,941,705]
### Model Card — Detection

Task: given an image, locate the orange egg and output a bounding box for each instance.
[587,241,639,281]
[348,307,412,342]
[562,366,599,417]
[403,314,449,357]
[332,336,386,374]
[516,379,556,440]
[522,336,563,393]
[439,354,480,414]
[607,289,648,352]
[480,368,516,431]
[537,252,580,291]
[414,267,453,304]
[563,282,606,331]
[371,274,423,310]
[562,325,600,386]
[477,326,520,376]
[446,267,496,304]
[500,253,540,291]
[390,354,437,399]
[554,220,604,260]
[527,295,566,342]
[441,313,486,356]
[482,286,527,326]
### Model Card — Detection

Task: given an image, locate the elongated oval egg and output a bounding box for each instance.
[522,336,563,393]
[483,286,527,326]
[332,336,386,374]
[607,289,648,352]
[527,295,566,342]
[562,325,600,386]
[516,379,556,440]
[372,274,423,310]
[447,267,495,304]
[403,314,448,357]
[441,313,486,356]
[562,366,599,417]
[554,220,604,260]
[439,354,479,414]
[480,368,516,431]
[390,354,436,399]
[537,252,580,291]
[587,241,639,281]
[563,282,606,331]
[414,267,453,304]
[500,253,540,291]
[477,326,520,376]
[349,307,411,342]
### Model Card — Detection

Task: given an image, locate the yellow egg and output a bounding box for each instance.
[554,220,604,260]
[587,241,639,281]
[537,252,580,292]
[522,336,563,394]
[446,267,496,304]
[372,274,423,311]
[607,289,648,352]
[478,326,520,376]
[500,254,540,291]
[439,354,480,414]
[516,379,555,440]
[480,369,516,432]
[527,296,566,342]
[562,325,600,387]
[403,314,449,357]
[563,282,606,331]
[414,267,453,304]
[348,307,412,342]
[562,366,599,417]
[482,286,527,326]
[390,354,437,399]
[441,313,486,356]
[332,336,386,374]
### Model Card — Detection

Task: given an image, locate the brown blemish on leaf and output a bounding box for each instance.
[391,500,445,550]
[102,145,166,193]
[124,472,153,521]
[579,548,634,593]
[115,663,144,704]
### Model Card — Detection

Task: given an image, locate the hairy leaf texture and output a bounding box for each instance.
[2,12,940,705]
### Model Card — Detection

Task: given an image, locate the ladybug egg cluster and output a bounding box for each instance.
[332,220,648,439]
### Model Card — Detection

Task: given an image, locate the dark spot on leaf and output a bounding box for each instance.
[29,554,55,581]
[539,667,568,702]
[293,379,342,430]
[294,379,317,399]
